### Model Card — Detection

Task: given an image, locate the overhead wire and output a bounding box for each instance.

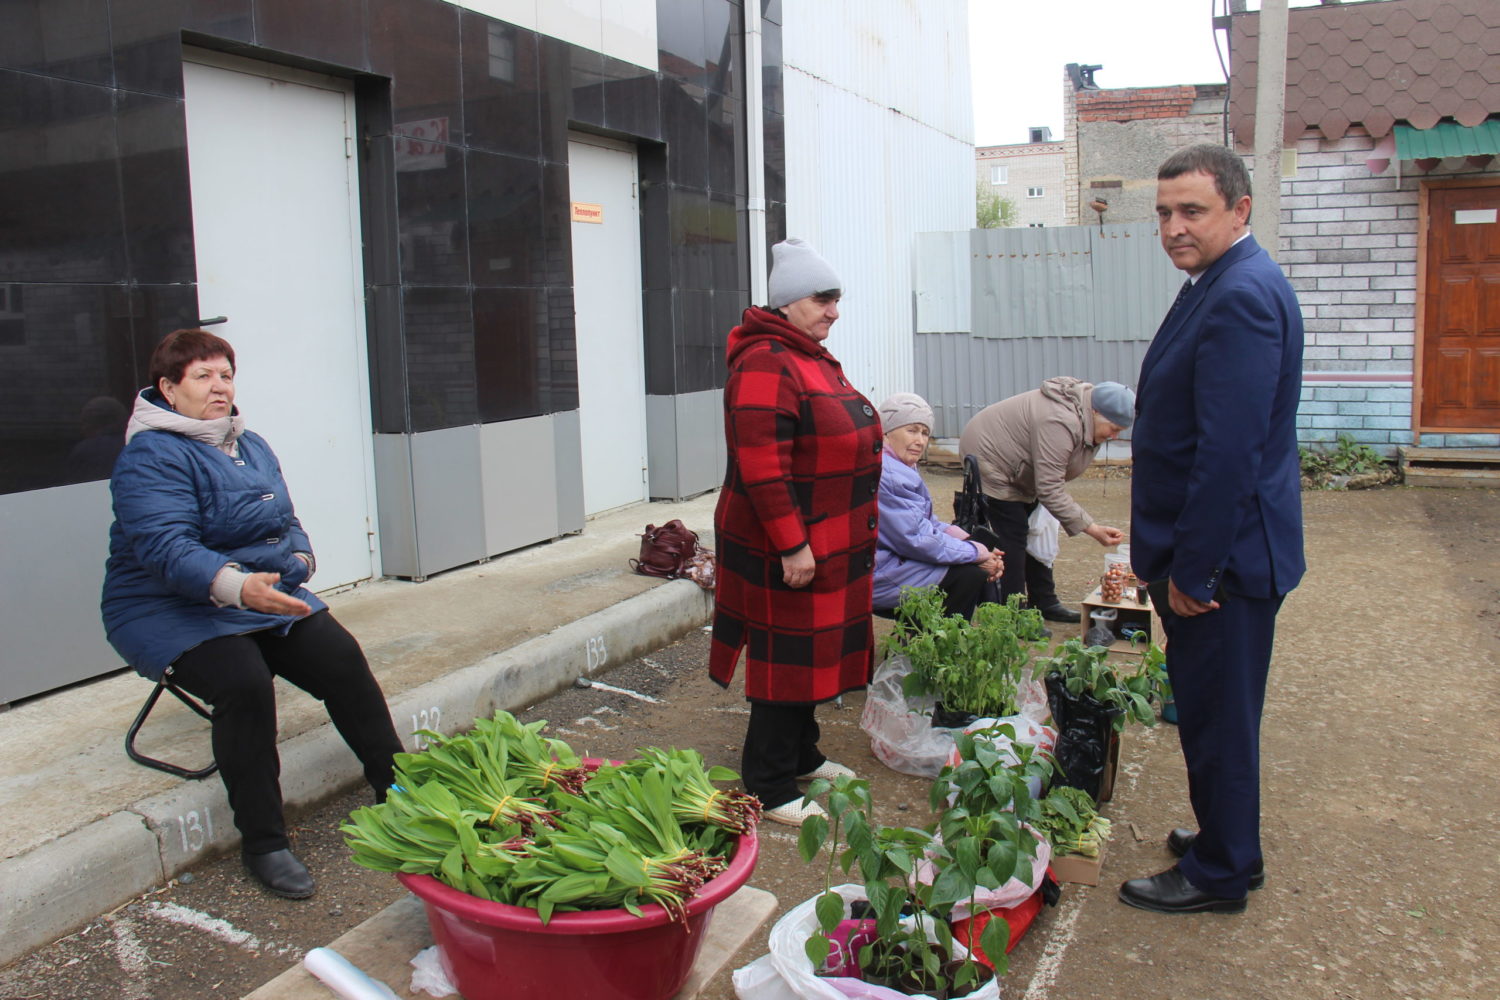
[1214,0,1233,147]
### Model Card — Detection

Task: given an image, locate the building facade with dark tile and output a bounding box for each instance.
[0,0,783,702]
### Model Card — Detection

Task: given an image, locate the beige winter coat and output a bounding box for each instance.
[957,376,1101,536]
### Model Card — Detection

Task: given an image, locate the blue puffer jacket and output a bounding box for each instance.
[101,391,326,679]
[872,449,984,610]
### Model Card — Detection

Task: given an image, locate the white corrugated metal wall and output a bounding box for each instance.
[781,0,974,405]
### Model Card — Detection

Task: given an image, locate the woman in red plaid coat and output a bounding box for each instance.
[710,239,883,826]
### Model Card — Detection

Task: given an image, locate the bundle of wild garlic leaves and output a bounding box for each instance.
[342,711,760,922]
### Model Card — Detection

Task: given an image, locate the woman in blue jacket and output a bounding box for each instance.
[872,393,1003,618]
[102,329,403,900]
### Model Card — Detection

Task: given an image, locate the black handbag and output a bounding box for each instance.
[953,455,1002,549]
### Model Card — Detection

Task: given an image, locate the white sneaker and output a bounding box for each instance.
[764,799,828,827]
[796,760,856,782]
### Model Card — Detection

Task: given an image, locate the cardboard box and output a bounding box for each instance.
[1050,844,1105,886]
[1096,730,1121,803]
[1079,585,1161,660]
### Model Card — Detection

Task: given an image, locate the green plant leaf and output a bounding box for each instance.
[929,863,974,909]
[979,916,1011,976]
[798,812,829,863]
[804,934,832,970]
[814,890,845,934]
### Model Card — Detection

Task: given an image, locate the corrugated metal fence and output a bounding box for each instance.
[914,222,1184,436]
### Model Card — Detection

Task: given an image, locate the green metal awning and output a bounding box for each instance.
[1393,121,1500,159]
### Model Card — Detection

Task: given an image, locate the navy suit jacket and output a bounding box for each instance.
[1131,234,1306,602]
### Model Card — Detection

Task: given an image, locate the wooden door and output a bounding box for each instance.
[1421,185,1500,430]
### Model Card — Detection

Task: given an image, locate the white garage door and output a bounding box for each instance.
[569,136,648,516]
[183,56,377,588]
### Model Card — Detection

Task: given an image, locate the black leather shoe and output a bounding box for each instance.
[1118,865,1246,914]
[1038,604,1081,624]
[1167,828,1265,890]
[243,849,315,899]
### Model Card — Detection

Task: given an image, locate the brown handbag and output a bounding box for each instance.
[630,520,715,589]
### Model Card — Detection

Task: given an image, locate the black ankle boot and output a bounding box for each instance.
[243,848,315,899]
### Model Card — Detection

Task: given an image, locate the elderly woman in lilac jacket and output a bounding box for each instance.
[873,394,1003,618]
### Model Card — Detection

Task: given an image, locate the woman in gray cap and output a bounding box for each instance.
[872,392,1003,619]
[957,377,1134,619]
[708,239,883,827]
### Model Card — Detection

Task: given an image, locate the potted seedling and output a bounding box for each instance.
[797,747,1029,996]
[341,711,760,1000]
[883,588,1048,728]
[1033,639,1170,801]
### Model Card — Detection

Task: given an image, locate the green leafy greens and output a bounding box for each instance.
[341,711,760,923]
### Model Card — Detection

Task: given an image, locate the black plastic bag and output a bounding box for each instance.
[1044,672,1123,801]
[930,702,980,730]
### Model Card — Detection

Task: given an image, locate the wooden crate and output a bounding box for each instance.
[1079,585,1161,659]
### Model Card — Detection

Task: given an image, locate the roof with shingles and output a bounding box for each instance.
[1229,0,1500,144]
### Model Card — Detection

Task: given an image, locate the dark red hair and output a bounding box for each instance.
[149,329,236,386]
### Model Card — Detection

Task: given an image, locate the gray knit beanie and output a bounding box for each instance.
[768,238,842,309]
[878,392,935,435]
[1091,381,1135,428]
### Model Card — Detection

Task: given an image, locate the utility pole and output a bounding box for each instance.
[1252,0,1290,261]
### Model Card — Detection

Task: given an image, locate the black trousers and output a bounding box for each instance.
[741,701,825,811]
[981,496,1060,609]
[939,562,990,620]
[169,610,403,854]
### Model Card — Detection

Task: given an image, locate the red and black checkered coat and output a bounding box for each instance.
[709,307,883,704]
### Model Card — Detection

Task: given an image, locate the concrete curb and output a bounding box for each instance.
[0,579,714,969]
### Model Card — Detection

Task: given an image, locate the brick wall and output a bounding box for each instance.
[1063,68,1079,226]
[1076,86,1199,122]
[1280,127,1500,454]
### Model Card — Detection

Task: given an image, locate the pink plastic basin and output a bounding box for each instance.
[398,829,758,1000]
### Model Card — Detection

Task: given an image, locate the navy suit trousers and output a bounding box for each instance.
[1148,581,1283,898]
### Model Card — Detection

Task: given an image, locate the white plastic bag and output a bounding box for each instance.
[408,946,458,998]
[913,828,1052,921]
[1013,672,1052,723]
[1025,505,1059,568]
[860,654,957,778]
[732,885,1001,1000]
[863,655,1054,780]
[951,716,1057,776]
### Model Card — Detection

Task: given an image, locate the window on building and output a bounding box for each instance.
[1027,186,1044,198]
[990,165,1008,185]
[488,22,516,81]
[1028,222,1045,228]
[1029,127,1051,144]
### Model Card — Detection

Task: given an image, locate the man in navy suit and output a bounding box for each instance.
[1120,144,1305,914]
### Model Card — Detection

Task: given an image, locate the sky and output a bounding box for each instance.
[968,0,1321,147]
